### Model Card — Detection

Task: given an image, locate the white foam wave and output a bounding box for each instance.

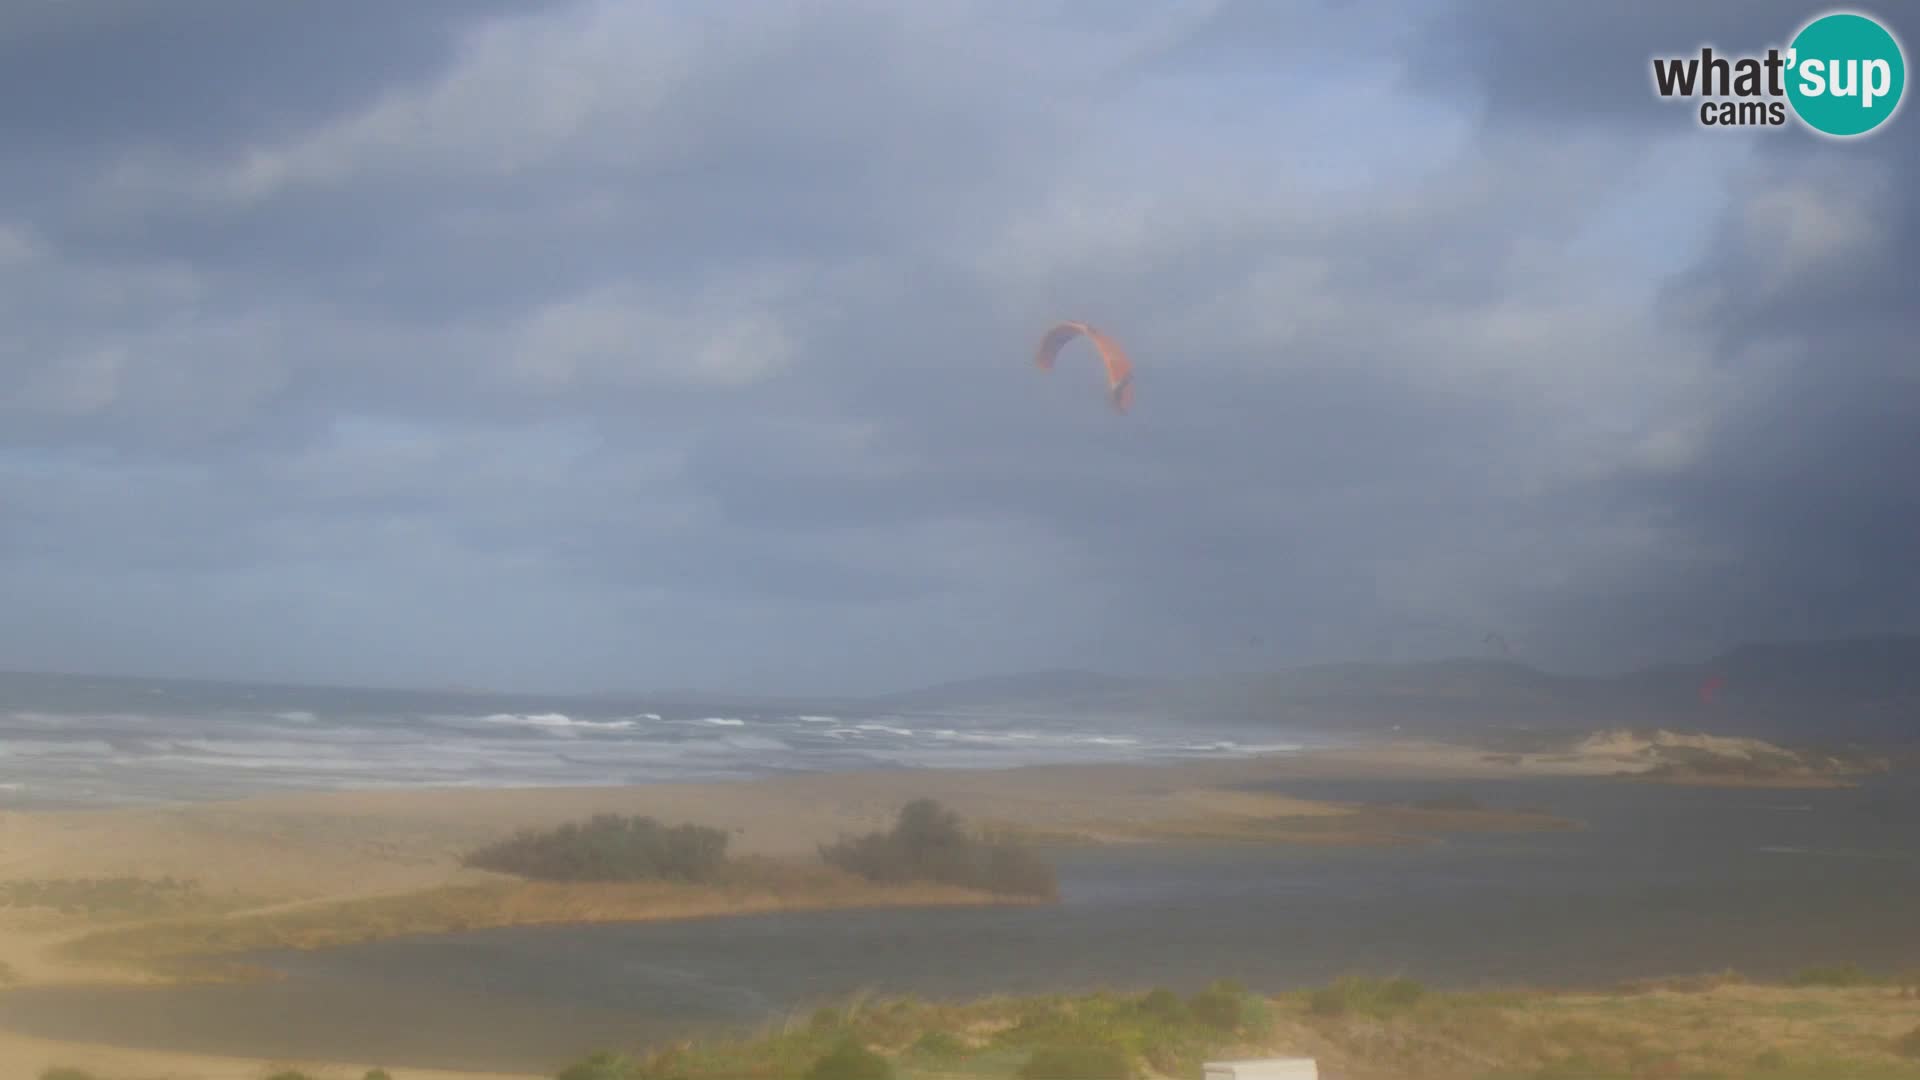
[274,710,318,723]
[697,717,745,727]
[793,715,840,723]
[480,713,637,733]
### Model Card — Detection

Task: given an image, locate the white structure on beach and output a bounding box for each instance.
[1202,1059,1319,1080]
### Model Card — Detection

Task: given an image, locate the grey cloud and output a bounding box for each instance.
[0,1,541,155]
[2,1,1913,692]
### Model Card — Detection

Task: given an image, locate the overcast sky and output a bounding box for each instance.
[2,1,1913,695]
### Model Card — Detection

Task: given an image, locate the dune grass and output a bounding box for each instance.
[28,974,1920,1079]
[541,975,1920,1080]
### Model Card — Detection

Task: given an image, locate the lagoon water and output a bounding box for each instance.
[3,775,1916,1074]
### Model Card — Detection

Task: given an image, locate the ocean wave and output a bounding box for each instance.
[479,713,638,733]
[0,691,1315,807]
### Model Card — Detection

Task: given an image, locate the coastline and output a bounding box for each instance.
[1,735,1867,987]
[0,734,1889,1078]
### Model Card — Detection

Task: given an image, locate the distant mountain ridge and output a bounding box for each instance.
[872,669,1155,711]
[883,636,1920,743]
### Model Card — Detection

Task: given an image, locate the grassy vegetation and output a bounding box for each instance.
[1790,963,1878,988]
[821,800,1059,899]
[0,876,209,918]
[28,973,1920,1079]
[462,814,732,883]
[1019,1044,1133,1079]
[57,863,1040,975]
[1308,975,1426,1017]
[806,1036,895,1080]
[559,1052,645,1080]
[538,975,1920,1080]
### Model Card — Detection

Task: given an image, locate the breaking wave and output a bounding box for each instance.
[0,691,1318,807]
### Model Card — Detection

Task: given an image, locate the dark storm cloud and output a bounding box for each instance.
[1,0,1912,691]
[1407,0,1827,126]
[0,1,542,154]
[1419,1,1920,665]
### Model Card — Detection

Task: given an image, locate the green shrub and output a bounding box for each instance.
[1018,1044,1133,1080]
[463,814,730,883]
[40,1069,105,1080]
[1790,964,1873,988]
[1753,1048,1788,1070]
[365,1071,394,1080]
[1236,992,1275,1036]
[911,1030,968,1059]
[1896,1025,1920,1060]
[556,1050,642,1080]
[803,1037,893,1080]
[1309,976,1426,1018]
[820,799,1058,898]
[1135,987,1187,1022]
[1189,980,1266,1033]
[1189,986,1243,1030]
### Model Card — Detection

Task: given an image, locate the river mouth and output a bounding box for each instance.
[3,776,1917,1075]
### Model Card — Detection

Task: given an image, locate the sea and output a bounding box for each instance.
[0,672,1308,808]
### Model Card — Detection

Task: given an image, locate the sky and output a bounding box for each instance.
[2,1,1914,696]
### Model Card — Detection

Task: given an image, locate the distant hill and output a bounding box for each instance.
[872,669,1162,712]
[871,636,1920,743]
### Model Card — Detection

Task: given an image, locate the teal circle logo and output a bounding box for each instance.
[1786,11,1906,137]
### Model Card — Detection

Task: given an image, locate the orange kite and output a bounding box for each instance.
[1035,321,1135,413]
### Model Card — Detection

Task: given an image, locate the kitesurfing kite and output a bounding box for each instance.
[1035,321,1135,413]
